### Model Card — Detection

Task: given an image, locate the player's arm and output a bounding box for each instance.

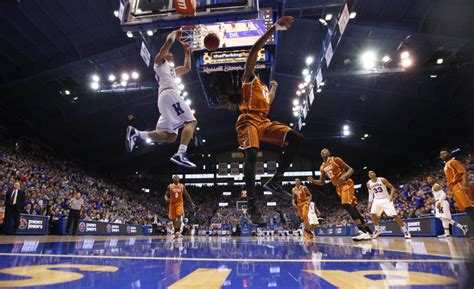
[164,185,170,203]
[183,186,196,209]
[381,178,397,201]
[242,16,293,83]
[155,30,181,65]
[175,42,192,76]
[291,190,297,207]
[307,173,326,186]
[335,157,354,185]
[367,182,373,211]
[268,80,278,103]
[304,186,312,202]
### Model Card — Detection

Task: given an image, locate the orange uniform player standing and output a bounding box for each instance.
[440,149,474,223]
[165,175,196,239]
[292,178,317,240]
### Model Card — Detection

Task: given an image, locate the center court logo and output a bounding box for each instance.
[79,222,86,233]
[18,218,28,230]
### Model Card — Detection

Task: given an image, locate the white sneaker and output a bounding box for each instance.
[404,231,412,239]
[438,233,451,238]
[372,230,382,239]
[460,225,469,236]
[352,232,371,241]
[125,126,139,152]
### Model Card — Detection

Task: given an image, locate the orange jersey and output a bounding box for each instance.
[444,159,467,186]
[320,156,349,186]
[292,185,309,204]
[168,183,184,204]
[240,77,270,115]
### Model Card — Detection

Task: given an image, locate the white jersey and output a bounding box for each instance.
[154,60,179,93]
[368,177,390,202]
[432,186,447,202]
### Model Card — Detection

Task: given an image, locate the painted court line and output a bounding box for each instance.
[0,253,470,263]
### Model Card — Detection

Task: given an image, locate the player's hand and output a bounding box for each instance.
[191,203,197,210]
[170,30,182,41]
[307,176,314,183]
[270,80,278,88]
[276,16,294,29]
[182,42,192,53]
[436,202,441,209]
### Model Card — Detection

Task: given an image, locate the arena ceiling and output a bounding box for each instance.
[0,0,473,176]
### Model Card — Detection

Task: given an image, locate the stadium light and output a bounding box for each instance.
[121,73,130,81]
[363,166,367,170]
[178,84,185,90]
[146,30,154,36]
[114,10,119,17]
[202,139,206,143]
[108,74,116,82]
[304,75,311,83]
[318,19,328,26]
[64,90,70,95]
[436,58,443,64]
[91,74,100,82]
[400,51,409,59]
[316,88,322,93]
[296,90,302,96]
[401,58,412,68]
[343,125,350,131]
[306,56,314,65]
[185,99,192,106]
[343,130,350,136]
[430,74,437,78]
[320,81,325,86]
[302,68,309,76]
[361,51,376,69]
[302,122,306,126]
[364,133,369,138]
[382,55,391,63]
[349,12,357,19]
[290,123,294,127]
[126,31,133,38]
[182,91,188,97]
[145,138,152,144]
[301,89,306,93]
[90,82,100,90]
[191,109,196,114]
[196,127,200,131]
[120,80,127,86]
[298,83,304,89]
[325,14,333,21]
[73,96,78,101]
[175,77,182,84]
[293,99,299,106]
[293,111,300,117]
[131,71,139,80]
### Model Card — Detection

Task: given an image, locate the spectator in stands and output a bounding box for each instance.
[66,192,84,235]
[23,203,33,215]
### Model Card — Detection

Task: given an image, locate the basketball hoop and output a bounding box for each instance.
[179,25,216,50]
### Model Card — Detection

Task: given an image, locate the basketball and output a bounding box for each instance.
[204,32,220,51]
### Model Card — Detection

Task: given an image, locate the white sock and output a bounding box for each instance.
[401,226,408,233]
[444,228,450,235]
[375,225,380,231]
[177,144,187,154]
[137,130,149,140]
[454,222,463,229]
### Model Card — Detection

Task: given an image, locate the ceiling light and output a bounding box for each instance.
[293,111,300,117]
[325,14,333,21]
[364,133,369,138]
[131,71,139,79]
[196,127,200,131]
[301,89,306,93]
[90,82,100,90]
[120,80,127,86]
[64,90,70,95]
[114,10,119,17]
[145,138,152,144]
[182,91,188,97]
[126,31,133,38]
[290,123,294,127]
[316,88,322,93]
[73,97,78,101]
[178,84,185,90]
[302,123,306,126]
[349,12,357,19]
[293,99,299,106]
[320,81,325,86]
[121,73,129,81]
[175,78,182,84]
[306,56,314,65]
[298,83,304,89]
[343,125,349,131]
[361,137,365,140]
[382,55,391,63]
[436,58,443,64]
[361,51,377,69]
[343,130,350,136]
[304,75,311,83]
[108,74,116,82]
[202,139,206,143]
[363,166,367,170]
[400,51,409,59]
[92,74,100,82]
[430,74,437,78]
[302,68,309,76]
[185,99,192,105]
[191,109,196,114]
[296,90,302,96]
[401,58,412,67]
[318,19,328,26]
[146,30,154,36]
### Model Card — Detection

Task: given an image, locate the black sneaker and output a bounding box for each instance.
[264,178,292,200]
[246,207,266,226]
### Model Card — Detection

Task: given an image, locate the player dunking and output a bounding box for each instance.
[292,178,319,240]
[238,16,304,225]
[440,148,474,223]
[366,170,411,239]
[307,148,373,241]
[165,175,196,239]
[430,183,468,237]
[126,30,197,169]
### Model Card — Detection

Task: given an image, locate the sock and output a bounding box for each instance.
[401,226,408,233]
[274,131,303,182]
[453,222,463,229]
[444,228,450,235]
[177,144,187,154]
[243,148,258,207]
[137,130,149,139]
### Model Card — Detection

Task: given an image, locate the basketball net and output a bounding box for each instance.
[179,25,212,50]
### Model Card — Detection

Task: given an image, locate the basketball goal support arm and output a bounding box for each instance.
[242,26,276,82]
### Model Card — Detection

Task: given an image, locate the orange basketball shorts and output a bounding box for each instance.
[336,179,357,205]
[297,201,310,226]
[236,113,291,149]
[451,183,473,211]
[169,202,184,219]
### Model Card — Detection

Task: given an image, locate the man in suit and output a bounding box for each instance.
[2,181,26,234]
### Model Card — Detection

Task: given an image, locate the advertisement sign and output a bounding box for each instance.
[15,214,49,235]
[202,48,266,65]
[60,219,143,236]
[338,3,350,35]
[317,226,348,236]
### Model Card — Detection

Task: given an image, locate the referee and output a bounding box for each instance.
[66,192,84,235]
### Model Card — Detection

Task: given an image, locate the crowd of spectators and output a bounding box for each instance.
[1,136,472,232]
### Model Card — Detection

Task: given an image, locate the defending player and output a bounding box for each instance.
[292,178,318,240]
[430,183,468,237]
[440,148,474,223]
[126,30,197,169]
[367,170,411,239]
[308,148,373,241]
[238,16,304,225]
[165,175,196,239]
